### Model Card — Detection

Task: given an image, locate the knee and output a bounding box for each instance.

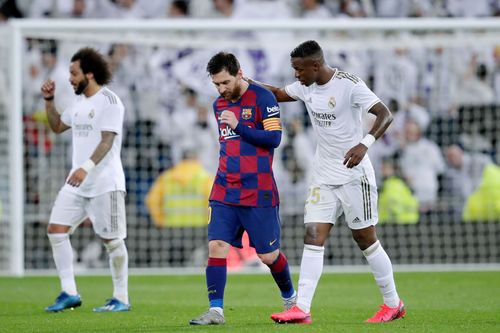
[258,250,279,266]
[47,232,69,245]
[103,238,125,252]
[47,223,70,234]
[352,230,377,251]
[304,226,326,246]
[208,240,230,257]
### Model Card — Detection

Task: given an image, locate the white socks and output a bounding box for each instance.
[104,239,129,305]
[363,240,400,308]
[297,244,324,313]
[210,307,224,316]
[48,233,77,295]
[48,234,129,304]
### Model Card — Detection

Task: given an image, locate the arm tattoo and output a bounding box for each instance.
[89,131,116,165]
[46,102,61,132]
[45,101,70,133]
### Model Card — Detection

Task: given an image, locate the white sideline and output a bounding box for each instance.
[4,263,499,277]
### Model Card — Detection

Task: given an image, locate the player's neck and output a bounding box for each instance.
[317,66,336,86]
[83,83,102,98]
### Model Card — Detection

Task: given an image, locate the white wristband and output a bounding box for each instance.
[360,134,376,148]
[81,159,96,173]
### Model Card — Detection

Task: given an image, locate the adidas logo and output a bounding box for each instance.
[352,217,361,223]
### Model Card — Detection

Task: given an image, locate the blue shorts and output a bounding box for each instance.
[208,201,281,254]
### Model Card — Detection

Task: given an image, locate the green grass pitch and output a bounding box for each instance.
[1,271,499,333]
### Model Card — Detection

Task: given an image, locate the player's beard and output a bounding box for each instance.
[74,77,89,95]
[226,84,241,101]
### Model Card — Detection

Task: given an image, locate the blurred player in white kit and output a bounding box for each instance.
[41,47,130,313]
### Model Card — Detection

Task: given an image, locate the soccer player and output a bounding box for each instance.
[189,52,296,325]
[41,47,130,313]
[247,40,405,324]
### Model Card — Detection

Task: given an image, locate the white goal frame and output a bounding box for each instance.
[5,17,500,276]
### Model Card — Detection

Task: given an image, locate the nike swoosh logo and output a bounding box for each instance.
[269,239,277,246]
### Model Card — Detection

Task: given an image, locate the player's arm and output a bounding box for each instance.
[245,78,295,102]
[343,101,393,168]
[66,131,117,187]
[219,111,281,148]
[367,101,393,139]
[41,80,70,134]
[88,131,116,165]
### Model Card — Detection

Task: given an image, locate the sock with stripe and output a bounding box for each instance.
[104,239,129,304]
[363,240,400,308]
[296,244,324,313]
[206,257,227,310]
[48,233,78,296]
[267,252,295,299]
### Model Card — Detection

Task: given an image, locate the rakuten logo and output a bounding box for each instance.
[220,126,239,139]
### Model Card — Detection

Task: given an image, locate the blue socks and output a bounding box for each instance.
[206,257,227,308]
[206,252,295,309]
[268,252,295,299]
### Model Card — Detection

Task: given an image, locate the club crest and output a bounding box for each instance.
[241,108,252,120]
[89,109,95,119]
[328,97,336,109]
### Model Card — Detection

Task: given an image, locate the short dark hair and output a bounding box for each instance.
[172,0,189,15]
[290,40,324,62]
[71,47,112,86]
[206,52,240,76]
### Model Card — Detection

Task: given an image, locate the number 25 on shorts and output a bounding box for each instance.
[306,186,320,205]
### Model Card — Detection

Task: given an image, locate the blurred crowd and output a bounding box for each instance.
[1,0,500,226]
[1,0,500,20]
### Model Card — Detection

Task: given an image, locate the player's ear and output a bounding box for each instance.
[236,68,243,79]
[312,60,321,71]
[86,72,95,81]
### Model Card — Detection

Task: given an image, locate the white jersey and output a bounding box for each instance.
[285,69,380,185]
[60,87,126,197]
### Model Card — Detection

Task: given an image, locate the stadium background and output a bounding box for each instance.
[0,0,499,276]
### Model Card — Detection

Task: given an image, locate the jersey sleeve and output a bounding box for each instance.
[233,88,282,148]
[350,81,381,114]
[98,103,124,135]
[258,89,282,131]
[284,81,303,101]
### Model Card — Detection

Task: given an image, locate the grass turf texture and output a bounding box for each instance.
[0,271,499,333]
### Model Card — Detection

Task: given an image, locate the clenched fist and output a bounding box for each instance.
[41,80,55,100]
[219,110,238,130]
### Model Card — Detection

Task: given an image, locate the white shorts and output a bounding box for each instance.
[304,173,378,230]
[49,189,127,239]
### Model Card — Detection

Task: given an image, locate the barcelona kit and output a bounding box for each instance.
[208,83,283,253]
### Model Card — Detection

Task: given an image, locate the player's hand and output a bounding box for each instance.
[343,143,368,169]
[41,80,56,100]
[66,168,87,187]
[219,110,239,129]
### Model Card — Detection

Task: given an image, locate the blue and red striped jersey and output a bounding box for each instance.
[209,83,282,207]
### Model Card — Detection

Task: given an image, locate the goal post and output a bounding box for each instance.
[9,23,24,277]
[2,18,500,276]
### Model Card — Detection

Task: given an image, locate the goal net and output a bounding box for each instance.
[1,19,500,275]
